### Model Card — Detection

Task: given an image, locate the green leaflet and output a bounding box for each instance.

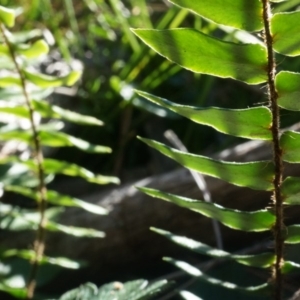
[17,39,49,58]
[139,188,275,232]
[0,76,21,87]
[138,137,274,190]
[0,157,119,185]
[286,225,300,244]
[164,258,269,294]
[23,69,81,88]
[32,100,104,126]
[272,11,300,56]
[282,177,300,205]
[280,131,300,163]
[136,90,272,140]
[0,6,15,27]
[168,0,263,32]
[151,227,275,266]
[46,222,105,238]
[0,284,26,299]
[1,249,81,269]
[132,29,267,85]
[0,126,111,154]
[5,185,108,215]
[276,71,300,111]
[0,100,104,126]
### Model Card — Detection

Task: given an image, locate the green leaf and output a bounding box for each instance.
[1,249,82,269]
[282,261,300,274]
[272,11,300,56]
[286,225,300,244]
[46,222,105,238]
[32,100,104,126]
[0,6,15,27]
[5,185,108,215]
[276,71,300,111]
[168,0,263,32]
[0,284,26,299]
[56,279,169,300]
[24,158,120,185]
[151,227,275,267]
[0,126,112,154]
[17,39,49,58]
[0,76,21,87]
[138,137,274,190]
[282,177,300,205]
[280,131,300,163]
[23,69,81,87]
[136,91,272,140]
[132,29,267,85]
[164,258,269,293]
[140,188,275,231]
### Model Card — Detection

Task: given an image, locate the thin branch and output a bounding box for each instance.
[261,1,285,299]
[0,25,48,299]
[164,129,223,249]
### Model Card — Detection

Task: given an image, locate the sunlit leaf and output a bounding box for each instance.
[32,100,104,126]
[46,222,105,238]
[1,249,82,269]
[0,76,21,87]
[138,137,274,190]
[164,258,269,294]
[132,29,267,84]
[151,227,275,267]
[136,90,272,140]
[23,69,81,87]
[286,225,300,244]
[282,177,300,205]
[0,284,26,298]
[17,39,49,58]
[168,0,263,31]
[5,185,108,215]
[139,188,275,231]
[272,11,300,56]
[276,71,300,111]
[0,6,15,27]
[282,261,300,274]
[280,131,300,163]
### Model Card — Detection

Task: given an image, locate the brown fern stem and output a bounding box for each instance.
[0,25,48,299]
[261,1,284,299]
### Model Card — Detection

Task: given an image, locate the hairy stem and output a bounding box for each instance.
[0,25,48,299]
[261,1,284,299]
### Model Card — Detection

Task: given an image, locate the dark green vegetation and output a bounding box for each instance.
[1,0,300,299]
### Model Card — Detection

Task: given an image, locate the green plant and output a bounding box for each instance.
[0,5,121,299]
[132,0,300,299]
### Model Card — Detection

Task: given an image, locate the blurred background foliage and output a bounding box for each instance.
[2,0,300,299]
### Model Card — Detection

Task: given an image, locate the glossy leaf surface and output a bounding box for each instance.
[276,71,300,111]
[272,12,300,56]
[280,131,300,163]
[139,188,275,231]
[17,39,49,58]
[136,90,272,140]
[132,29,267,84]
[169,0,263,31]
[139,137,274,190]
[151,227,275,266]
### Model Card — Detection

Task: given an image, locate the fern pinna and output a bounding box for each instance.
[132,1,300,299]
